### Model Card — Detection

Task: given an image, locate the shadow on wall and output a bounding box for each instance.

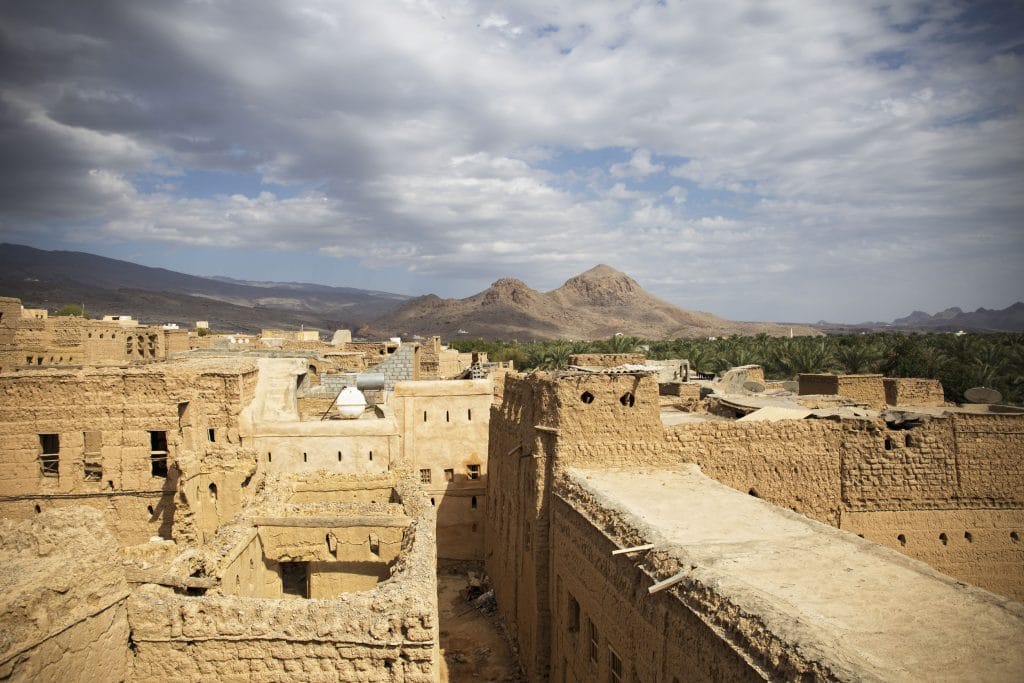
[148,465,178,539]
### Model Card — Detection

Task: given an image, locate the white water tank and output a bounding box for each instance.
[335,386,367,419]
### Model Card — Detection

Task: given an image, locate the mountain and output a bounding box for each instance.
[366,264,820,340]
[0,243,409,333]
[815,303,1024,334]
[891,303,1024,332]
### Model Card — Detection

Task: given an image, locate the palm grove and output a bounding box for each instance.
[450,333,1024,406]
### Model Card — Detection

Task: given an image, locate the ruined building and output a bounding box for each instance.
[0,350,491,680]
[486,369,1024,681]
[2,291,1023,682]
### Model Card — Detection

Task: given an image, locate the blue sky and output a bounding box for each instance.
[0,0,1021,323]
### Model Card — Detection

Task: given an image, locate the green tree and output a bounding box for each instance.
[56,304,87,318]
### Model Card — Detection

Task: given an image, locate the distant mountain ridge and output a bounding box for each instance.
[890,303,1024,331]
[0,243,408,333]
[366,264,820,340]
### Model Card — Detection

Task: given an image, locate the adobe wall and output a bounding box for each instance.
[127,477,440,682]
[393,380,491,560]
[798,373,886,408]
[885,377,946,406]
[0,507,131,682]
[486,372,666,680]
[487,370,1024,682]
[0,359,259,545]
[662,412,1024,600]
[568,353,645,367]
[549,494,761,682]
[0,297,186,370]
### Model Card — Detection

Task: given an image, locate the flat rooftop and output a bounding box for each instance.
[564,466,1024,681]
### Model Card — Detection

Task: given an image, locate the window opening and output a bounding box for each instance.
[267,451,272,462]
[897,533,907,547]
[337,451,342,462]
[468,408,472,421]
[420,468,432,483]
[471,495,477,509]
[467,464,481,480]
[609,648,623,683]
[39,434,59,477]
[149,431,168,477]
[884,436,893,451]
[939,532,948,546]
[580,391,594,404]
[444,468,454,482]
[84,461,102,481]
[568,593,580,632]
[964,531,973,543]
[619,392,635,407]
[446,410,450,422]
[423,411,428,422]
[208,428,215,442]
[280,562,309,598]
[905,434,913,447]
[303,452,307,463]
[369,450,373,461]
[588,619,599,664]
[209,482,218,501]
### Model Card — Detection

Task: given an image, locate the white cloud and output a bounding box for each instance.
[0,0,1021,321]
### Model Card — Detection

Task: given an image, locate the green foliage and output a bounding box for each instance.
[55,304,87,318]
[196,327,212,337]
[448,332,1024,405]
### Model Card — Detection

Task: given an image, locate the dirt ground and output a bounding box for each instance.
[437,563,522,682]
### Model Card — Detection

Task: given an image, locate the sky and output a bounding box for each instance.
[0,1,1022,324]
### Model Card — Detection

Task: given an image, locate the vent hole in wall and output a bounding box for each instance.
[34,504,41,514]
[964,531,973,543]
[1011,531,1020,543]
[619,392,635,407]
[580,391,594,404]
[897,534,907,547]
[939,532,948,545]
[748,488,759,498]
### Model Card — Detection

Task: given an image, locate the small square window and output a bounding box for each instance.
[420,468,431,483]
[467,464,480,480]
[84,462,102,481]
[444,468,454,482]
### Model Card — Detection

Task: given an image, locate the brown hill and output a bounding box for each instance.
[366,265,819,340]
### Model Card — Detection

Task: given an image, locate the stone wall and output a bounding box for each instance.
[367,344,420,390]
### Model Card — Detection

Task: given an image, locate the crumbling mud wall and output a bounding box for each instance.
[0,297,186,370]
[663,413,1024,600]
[0,359,259,545]
[0,507,131,682]
[487,370,1024,680]
[128,477,440,682]
[567,353,645,367]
